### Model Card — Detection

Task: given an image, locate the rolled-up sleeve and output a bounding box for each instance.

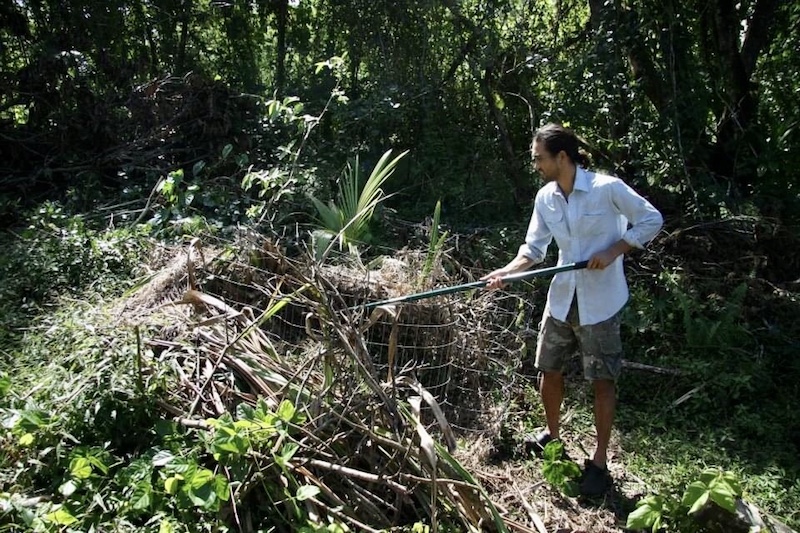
[612,181,663,249]
[518,193,551,263]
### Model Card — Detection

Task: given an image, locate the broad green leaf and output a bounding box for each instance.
[46,507,78,526]
[563,461,581,478]
[86,454,109,475]
[542,461,565,486]
[185,468,218,508]
[152,450,175,467]
[237,403,256,421]
[187,480,216,509]
[708,477,738,513]
[277,399,296,422]
[211,432,249,456]
[543,441,565,462]
[626,496,663,530]
[683,481,710,514]
[254,399,274,422]
[19,433,34,446]
[222,144,233,159]
[296,485,320,501]
[214,474,230,501]
[217,423,239,436]
[625,506,656,530]
[164,456,196,475]
[721,471,742,496]
[131,481,152,510]
[159,520,175,533]
[699,469,718,485]
[276,442,299,468]
[233,419,259,431]
[70,457,92,479]
[190,468,215,489]
[165,476,182,495]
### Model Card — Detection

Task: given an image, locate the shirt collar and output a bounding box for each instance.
[574,166,590,193]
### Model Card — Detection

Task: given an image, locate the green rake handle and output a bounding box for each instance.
[362,260,589,310]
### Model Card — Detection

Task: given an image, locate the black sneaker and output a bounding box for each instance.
[579,460,611,497]
[524,432,572,461]
[523,431,554,458]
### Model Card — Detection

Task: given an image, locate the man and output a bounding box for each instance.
[482,123,663,496]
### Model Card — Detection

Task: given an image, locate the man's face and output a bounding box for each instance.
[531,140,559,182]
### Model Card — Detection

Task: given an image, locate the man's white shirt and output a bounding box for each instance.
[519,167,663,325]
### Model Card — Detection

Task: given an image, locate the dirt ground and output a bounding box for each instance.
[452,423,642,533]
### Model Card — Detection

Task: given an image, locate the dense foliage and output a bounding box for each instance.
[2,1,798,227]
[1,1,799,531]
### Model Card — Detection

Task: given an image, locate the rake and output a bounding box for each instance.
[362,260,589,310]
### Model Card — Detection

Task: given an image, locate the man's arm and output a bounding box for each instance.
[612,180,664,249]
[587,239,632,269]
[480,253,539,289]
[587,180,663,270]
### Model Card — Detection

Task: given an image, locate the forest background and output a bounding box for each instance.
[1,1,799,532]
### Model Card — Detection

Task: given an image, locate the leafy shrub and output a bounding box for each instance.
[0,202,145,308]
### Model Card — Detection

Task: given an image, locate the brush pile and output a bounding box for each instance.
[120,232,539,532]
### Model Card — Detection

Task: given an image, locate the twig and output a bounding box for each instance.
[512,483,548,533]
[306,459,409,494]
[622,360,683,375]
[134,326,144,394]
[307,496,384,533]
[173,416,209,429]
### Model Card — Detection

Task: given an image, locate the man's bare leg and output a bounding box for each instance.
[540,370,565,438]
[592,379,616,467]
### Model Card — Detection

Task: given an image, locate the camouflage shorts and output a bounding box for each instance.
[534,297,623,381]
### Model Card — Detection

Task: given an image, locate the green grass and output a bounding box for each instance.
[616,378,800,528]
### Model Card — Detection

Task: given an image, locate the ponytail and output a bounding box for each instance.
[534,123,591,168]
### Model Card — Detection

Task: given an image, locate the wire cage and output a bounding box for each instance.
[146,233,544,434]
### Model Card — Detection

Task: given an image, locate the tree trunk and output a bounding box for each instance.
[441,0,529,207]
[176,0,192,74]
[588,0,668,117]
[706,0,778,194]
[479,66,530,208]
[274,0,288,98]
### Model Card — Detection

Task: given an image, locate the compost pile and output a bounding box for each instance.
[119,232,546,532]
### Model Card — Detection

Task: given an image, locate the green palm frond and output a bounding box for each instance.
[310,149,408,260]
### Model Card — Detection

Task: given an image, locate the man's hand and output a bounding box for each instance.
[481,254,538,289]
[480,268,510,290]
[587,240,632,269]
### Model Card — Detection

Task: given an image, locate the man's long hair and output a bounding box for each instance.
[533,123,591,167]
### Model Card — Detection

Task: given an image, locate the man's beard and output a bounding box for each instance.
[539,171,556,182]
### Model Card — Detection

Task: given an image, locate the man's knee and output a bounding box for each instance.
[592,379,616,398]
